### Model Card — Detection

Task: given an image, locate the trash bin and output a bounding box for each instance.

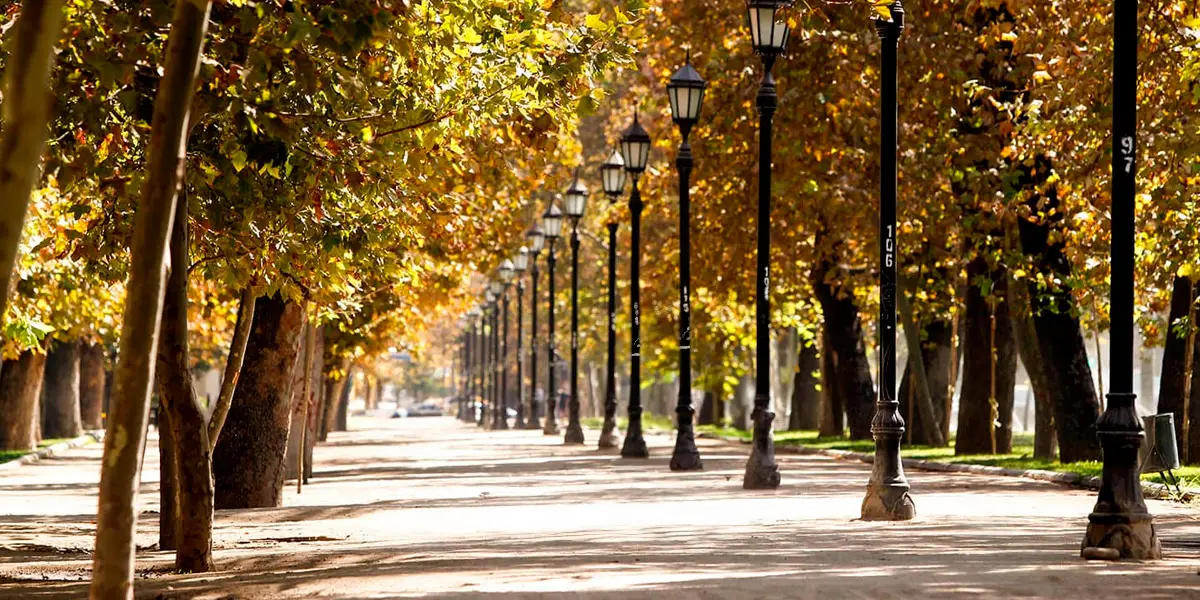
[1138,413,1181,474]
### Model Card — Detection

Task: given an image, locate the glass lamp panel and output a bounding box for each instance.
[772,21,790,50]
[489,281,504,295]
[514,248,529,272]
[565,193,586,218]
[527,228,545,252]
[690,86,705,119]
[499,259,515,282]
[668,86,682,121]
[542,204,564,238]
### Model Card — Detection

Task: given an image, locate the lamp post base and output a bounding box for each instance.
[542,414,560,436]
[742,409,780,489]
[564,423,585,445]
[620,420,649,458]
[1082,513,1160,560]
[523,419,541,430]
[669,428,703,471]
[598,422,621,450]
[1081,397,1161,560]
[861,481,916,521]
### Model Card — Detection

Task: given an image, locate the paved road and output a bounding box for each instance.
[1,416,1198,599]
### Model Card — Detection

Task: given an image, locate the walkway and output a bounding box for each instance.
[1,416,1198,598]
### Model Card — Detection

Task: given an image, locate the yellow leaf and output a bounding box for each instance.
[461,27,482,45]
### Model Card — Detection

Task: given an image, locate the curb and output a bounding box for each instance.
[697,432,1197,503]
[0,431,105,471]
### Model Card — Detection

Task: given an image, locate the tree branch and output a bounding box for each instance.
[207,287,257,450]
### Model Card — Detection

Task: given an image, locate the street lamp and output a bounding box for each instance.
[542,201,564,436]
[483,291,498,428]
[1081,0,1159,559]
[513,247,530,429]
[742,0,790,489]
[666,53,706,472]
[620,111,651,459]
[861,0,915,520]
[496,263,515,430]
[524,226,546,430]
[471,307,483,425]
[598,149,627,449]
[564,170,588,445]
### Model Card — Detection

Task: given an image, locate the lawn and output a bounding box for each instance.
[582,415,1199,492]
[0,438,74,464]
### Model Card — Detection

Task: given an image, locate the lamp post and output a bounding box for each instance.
[598,150,627,449]
[513,247,530,429]
[525,227,546,429]
[481,295,496,427]
[1082,0,1159,559]
[619,112,651,459]
[742,0,790,489]
[861,1,915,519]
[564,170,589,445]
[497,262,516,430]
[542,201,564,436]
[472,308,483,425]
[666,53,706,472]
[461,318,472,422]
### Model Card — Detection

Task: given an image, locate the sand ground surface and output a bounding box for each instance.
[1,415,1199,599]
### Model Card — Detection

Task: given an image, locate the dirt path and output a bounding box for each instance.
[1,416,1198,599]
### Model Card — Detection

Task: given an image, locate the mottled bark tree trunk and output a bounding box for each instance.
[1017,180,1101,463]
[813,268,875,440]
[79,344,106,429]
[957,259,1018,454]
[154,193,214,572]
[305,329,325,482]
[285,323,316,482]
[90,0,211,592]
[1007,230,1056,459]
[819,330,845,437]
[41,341,82,439]
[157,407,177,552]
[335,371,353,432]
[898,319,954,446]
[789,342,821,430]
[212,293,303,509]
[1186,333,1200,465]
[0,0,66,322]
[1158,276,1193,449]
[0,351,47,451]
[698,388,717,426]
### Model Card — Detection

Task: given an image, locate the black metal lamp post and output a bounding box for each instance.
[563,171,589,445]
[619,113,652,459]
[525,226,546,430]
[482,293,497,428]
[597,150,627,450]
[471,307,483,424]
[497,262,515,430]
[542,201,564,436]
[666,53,707,472]
[1082,0,1159,559]
[861,1,915,519]
[742,0,790,489]
[462,313,475,422]
[512,247,530,429]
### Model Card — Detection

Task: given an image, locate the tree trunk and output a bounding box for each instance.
[286,323,315,482]
[212,293,304,509]
[1017,182,1102,463]
[0,350,47,451]
[1187,332,1200,465]
[789,341,821,430]
[335,370,353,432]
[79,344,106,429]
[819,329,845,437]
[41,340,82,440]
[1158,276,1193,447]
[157,407,177,552]
[957,259,1018,454]
[305,328,325,483]
[1008,231,1057,459]
[698,388,716,426]
[898,318,954,447]
[154,192,214,572]
[0,0,67,322]
[813,264,875,440]
[771,328,798,429]
[90,1,211,594]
